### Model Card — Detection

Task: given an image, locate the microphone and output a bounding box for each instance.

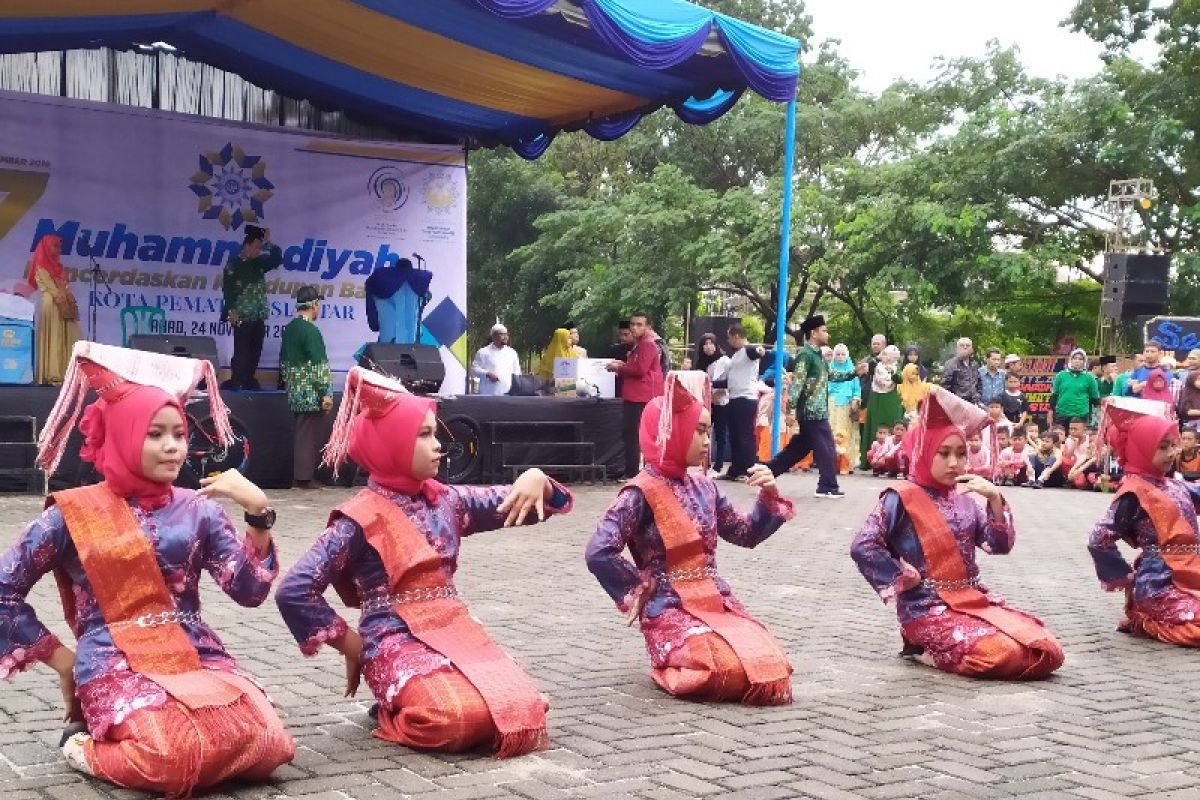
[412,252,425,267]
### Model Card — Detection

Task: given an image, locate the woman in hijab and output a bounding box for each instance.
[897,363,931,421]
[537,327,575,381]
[697,333,732,474]
[0,342,294,796]
[903,345,928,380]
[277,367,571,757]
[26,233,82,384]
[827,344,861,470]
[587,372,795,704]
[1088,398,1200,646]
[851,386,1064,679]
[1177,368,1200,432]
[861,345,905,469]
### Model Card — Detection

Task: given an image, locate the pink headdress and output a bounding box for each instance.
[38,341,231,476]
[640,370,711,478]
[1098,396,1177,478]
[322,366,411,476]
[903,385,995,489]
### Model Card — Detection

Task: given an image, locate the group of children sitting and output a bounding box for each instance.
[865,399,1200,489]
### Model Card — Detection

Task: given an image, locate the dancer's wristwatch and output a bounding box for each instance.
[244,507,277,530]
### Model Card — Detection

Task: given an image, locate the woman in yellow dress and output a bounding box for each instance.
[26,234,81,384]
[537,327,574,381]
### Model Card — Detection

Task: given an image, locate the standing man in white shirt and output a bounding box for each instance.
[471,322,522,396]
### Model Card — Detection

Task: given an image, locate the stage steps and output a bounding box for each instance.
[485,420,607,484]
[0,416,45,494]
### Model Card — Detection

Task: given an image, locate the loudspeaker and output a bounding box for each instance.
[128,334,220,374]
[358,343,445,390]
[1102,252,1169,320]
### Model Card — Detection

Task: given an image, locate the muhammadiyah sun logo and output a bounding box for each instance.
[188,143,274,231]
[422,171,458,215]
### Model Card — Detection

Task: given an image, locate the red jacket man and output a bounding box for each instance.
[607,314,664,478]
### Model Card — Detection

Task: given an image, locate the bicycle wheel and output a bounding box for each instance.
[437,415,481,484]
[185,414,252,483]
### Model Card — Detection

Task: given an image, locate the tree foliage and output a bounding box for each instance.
[463,0,1193,360]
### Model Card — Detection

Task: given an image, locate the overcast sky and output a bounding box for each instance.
[800,0,1156,93]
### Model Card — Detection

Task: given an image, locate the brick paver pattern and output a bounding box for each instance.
[2,473,1198,799]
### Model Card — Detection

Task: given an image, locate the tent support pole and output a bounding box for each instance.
[770,97,797,457]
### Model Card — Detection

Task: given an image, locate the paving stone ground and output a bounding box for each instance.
[2,472,1199,799]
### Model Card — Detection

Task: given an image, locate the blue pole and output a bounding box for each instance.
[771,98,798,457]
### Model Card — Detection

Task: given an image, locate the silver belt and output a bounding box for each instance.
[1144,544,1200,556]
[83,610,202,639]
[360,586,458,613]
[922,577,981,592]
[656,566,719,584]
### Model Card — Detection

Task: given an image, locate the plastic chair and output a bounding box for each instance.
[120,305,167,346]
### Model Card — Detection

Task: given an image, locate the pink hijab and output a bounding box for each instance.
[79,385,183,509]
[639,375,706,479]
[347,389,445,502]
[1109,414,1178,479]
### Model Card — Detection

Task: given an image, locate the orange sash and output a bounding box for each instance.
[1116,476,1200,596]
[629,474,792,702]
[50,485,242,709]
[334,489,547,757]
[892,483,1054,649]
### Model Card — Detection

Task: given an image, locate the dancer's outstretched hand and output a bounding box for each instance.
[745,464,778,496]
[199,469,269,514]
[625,576,658,626]
[333,629,363,698]
[47,645,81,722]
[499,468,551,526]
[955,474,1001,501]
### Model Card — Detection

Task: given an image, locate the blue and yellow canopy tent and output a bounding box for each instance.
[0,0,802,449]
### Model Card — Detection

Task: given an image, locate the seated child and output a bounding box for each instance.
[1179,428,1200,481]
[996,430,1031,486]
[966,432,994,479]
[867,425,892,476]
[834,431,852,475]
[1027,430,1063,488]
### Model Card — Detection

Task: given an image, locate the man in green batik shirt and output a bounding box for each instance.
[280,285,332,489]
[221,225,282,390]
[763,314,857,498]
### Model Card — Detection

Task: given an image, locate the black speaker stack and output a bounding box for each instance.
[1101,252,1169,320]
[357,343,446,393]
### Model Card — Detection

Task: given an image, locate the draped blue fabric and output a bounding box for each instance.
[582,0,714,71]
[513,134,555,160]
[584,113,644,141]
[471,0,558,18]
[0,1,801,153]
[713,14,801,102]
[674,88,743,125]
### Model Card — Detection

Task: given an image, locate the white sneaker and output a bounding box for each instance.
[61,731,94,776]
[814,489,846,499]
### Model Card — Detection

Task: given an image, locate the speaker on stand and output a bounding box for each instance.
[1097,252,1169,357]
[357,343,446,394]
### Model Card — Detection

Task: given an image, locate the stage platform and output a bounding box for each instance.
[0,387,623,491]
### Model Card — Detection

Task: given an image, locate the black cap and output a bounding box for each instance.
[243,224,266,242]
[1099,355,1117,365]
[800,314,826,335]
